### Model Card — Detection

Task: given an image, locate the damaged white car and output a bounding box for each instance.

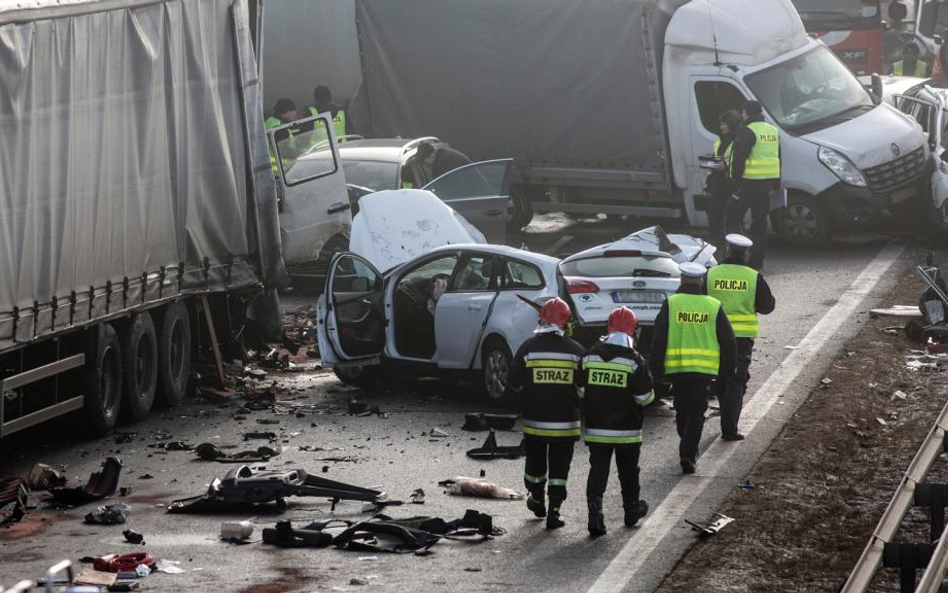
[561,226,717,348]
[316,190,562,401]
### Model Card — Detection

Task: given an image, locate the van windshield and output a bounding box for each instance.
[745,45,875,134]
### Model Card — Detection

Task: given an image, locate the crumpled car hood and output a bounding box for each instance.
[349,189,486,271]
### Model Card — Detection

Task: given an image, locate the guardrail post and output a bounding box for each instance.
[915,483,948,543]
[883,543,933,593]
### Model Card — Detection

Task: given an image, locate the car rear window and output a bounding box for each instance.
[342,160,400,191]
[560,255,679,278]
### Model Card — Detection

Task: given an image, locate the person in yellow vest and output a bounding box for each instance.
[707,234,776,442]
[726,100,780,270]
[650,262,736,474]
[309,85,353,141]
[889,42,929,77]
[264,98,298,176]
[707,110,742,250]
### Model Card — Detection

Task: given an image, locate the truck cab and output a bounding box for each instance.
[664,0,929,244]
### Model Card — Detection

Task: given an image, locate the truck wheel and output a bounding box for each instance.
[84,323,123,435]
[333,365,380,389]
[773,194,829,245]
[507,186,534,231]
[482,339,515,405]
[157,301,191,407]
[122,312,158,421]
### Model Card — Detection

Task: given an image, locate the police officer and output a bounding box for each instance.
[707,234,776,441]
[265,98,298,175]
[707,110,742,250]
[890,42,929,77]
[309,85,353,140]
[650,262,736,474]
[579,307,654,537]
[727,100,780,270]
[507,297,585,529]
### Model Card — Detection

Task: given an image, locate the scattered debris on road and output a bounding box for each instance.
[49,457,122,505]
[466,431,524,459]
[685,513,734,537]
[439,476,524,499]
[84,504,131,525]
[461,413,518,432]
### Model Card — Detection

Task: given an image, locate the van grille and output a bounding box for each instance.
[864,147,926,193]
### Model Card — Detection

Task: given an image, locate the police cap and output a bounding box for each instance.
[725,233,753,250]
[678,262,708,279]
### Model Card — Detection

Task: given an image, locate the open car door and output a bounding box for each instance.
[422,159,513,244]
[316,253,386,368]
[268,114,351,269]
[931,102,948,226]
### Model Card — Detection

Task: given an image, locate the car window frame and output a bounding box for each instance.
[446,252,500,293]
[500,257,547,291]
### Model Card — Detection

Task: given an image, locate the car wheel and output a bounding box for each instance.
[157,301,191,408]
[334,365,381,390]
[773,194,829,246]
[507,186,534,231]
[122,312,158,421]
[482,340,514,405]
[84,323,123,435]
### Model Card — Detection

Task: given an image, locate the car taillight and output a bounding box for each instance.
[567,279,600,294]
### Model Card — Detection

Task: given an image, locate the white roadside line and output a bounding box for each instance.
[587,242,905,593]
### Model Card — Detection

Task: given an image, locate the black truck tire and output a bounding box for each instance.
[157,301,191,407]
[84,323,123,435]
[122,312,158,421]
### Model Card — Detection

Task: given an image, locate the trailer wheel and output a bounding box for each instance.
[84,323,123,435]
[157,301,191,407]
[122,312,158,421]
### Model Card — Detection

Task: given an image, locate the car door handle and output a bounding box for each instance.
[468,304,483,311]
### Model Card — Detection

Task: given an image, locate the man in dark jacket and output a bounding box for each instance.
[417,141,473,179]
[508,297,585,529]
[706,110,742,250]
[650,263,736,473]
[726,100,780,270]
[579,307,654,537]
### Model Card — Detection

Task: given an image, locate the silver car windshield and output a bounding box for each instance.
[341,160,401,192]
[745,45,874,133]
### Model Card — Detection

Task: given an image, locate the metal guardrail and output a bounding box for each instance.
[841,394,948,592]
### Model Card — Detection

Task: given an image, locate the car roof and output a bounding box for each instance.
[335,138,442,163]
[427,243,561,266]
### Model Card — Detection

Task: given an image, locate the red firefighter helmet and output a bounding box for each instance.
[607,306,638,336]
[539,297,571,328]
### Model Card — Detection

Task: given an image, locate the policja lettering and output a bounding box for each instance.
[712,278,749,292]
[533,368,574,384]
[676,311,710,324]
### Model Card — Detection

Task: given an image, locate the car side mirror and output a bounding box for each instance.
[870,73,884,104]
[888,1,907,22]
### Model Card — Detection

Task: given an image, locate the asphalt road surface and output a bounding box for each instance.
[0,216,907,592]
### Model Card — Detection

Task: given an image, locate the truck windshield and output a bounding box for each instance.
[745,45,875,134]
[791,0,880,30]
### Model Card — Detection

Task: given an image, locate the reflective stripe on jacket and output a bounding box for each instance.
[580,346,653,446]
[665,293,722,376]
[743,121,780,180]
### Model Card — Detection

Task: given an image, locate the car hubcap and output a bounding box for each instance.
[484,350,508,399]
[784,204,819,240]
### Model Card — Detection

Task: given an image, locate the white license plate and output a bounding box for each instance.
[611,290,667,304]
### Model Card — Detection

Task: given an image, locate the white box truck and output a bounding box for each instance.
[338,0,929,244]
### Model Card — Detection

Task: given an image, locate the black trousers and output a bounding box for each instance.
[586,443,641,504]
[706,190,729,251]
[672,378,711,463]
[721,338,754,438]
[524,439,575,503]
[726,179,771,268]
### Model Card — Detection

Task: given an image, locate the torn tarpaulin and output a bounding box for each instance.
[49,457,122,505]
[166,465,383,513]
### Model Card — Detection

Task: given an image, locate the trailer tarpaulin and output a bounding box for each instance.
[355,0,674,178]
[0,0,280,351]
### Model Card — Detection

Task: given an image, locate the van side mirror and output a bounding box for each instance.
[888,1,907,22]
[870,73,884,104]
[937,34,945,46]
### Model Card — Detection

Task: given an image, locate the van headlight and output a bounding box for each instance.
[818,146,868,187]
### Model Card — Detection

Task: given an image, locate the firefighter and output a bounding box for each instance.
[508,297,585,529]
[579,307,654,537]
[707,234,776,441]
[650,262,736,473]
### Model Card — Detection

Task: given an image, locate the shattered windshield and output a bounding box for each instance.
[745,45,875,133]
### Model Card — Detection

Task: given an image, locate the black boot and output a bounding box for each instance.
[546,498,565,530]
[623,499,648,527]
[526,492,546,518]
[587,497,606,537]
